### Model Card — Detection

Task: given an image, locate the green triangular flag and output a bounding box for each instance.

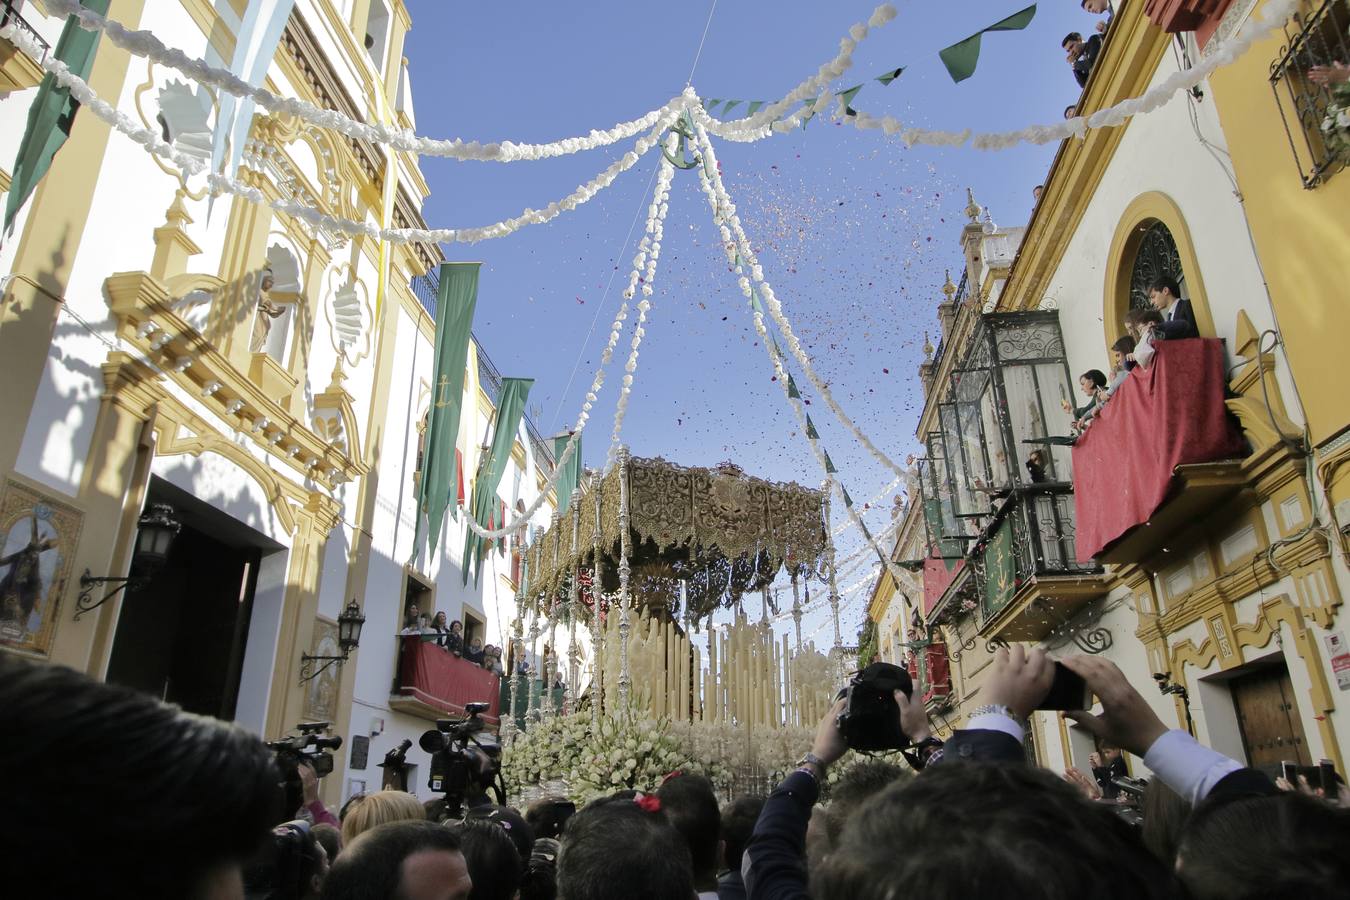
[836,84,863,116]
[800,99,818,129]
[722,100,743,117]
[876,66,906,85]
[703,97,722,110]
[746,100,765,116]
[841,485,855,507]
[4,0,113,237]
[824,452,838,474]
[787,375,802,400]
[806,416,820,440]
[938,4,1037,84]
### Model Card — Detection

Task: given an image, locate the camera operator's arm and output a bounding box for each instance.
[1061,657,1273,806]
[299,762,339,828]
[933,646,1053,767]
[744,699,846,900]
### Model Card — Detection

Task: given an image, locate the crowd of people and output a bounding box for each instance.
[1053,275,1197,444]
[6,644,1347,899]
[402,602,504,675]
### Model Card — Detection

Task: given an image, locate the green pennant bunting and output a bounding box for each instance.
[938,3,1037,84]
[824,452,838,474]
[876,66,906,85]
[787,375,802,400]
[836,84,863,116]
[842,485,855,507]
[704,97,722,110]
[721,100,743,117]
[800,99,818,129]
[746,100,764,116]
[806,416,820,440]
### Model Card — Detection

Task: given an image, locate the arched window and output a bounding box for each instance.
[1127,221,1187,312]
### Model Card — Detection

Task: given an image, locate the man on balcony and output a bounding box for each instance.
[1149,276,1199,340]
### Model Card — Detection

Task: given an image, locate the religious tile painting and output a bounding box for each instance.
[303,617,340,723]
[0,479,84,658]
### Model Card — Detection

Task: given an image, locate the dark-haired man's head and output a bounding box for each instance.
[720,795,766,876]
[1148,276,1182,311]
[321,820,471,900]
[525,797,575,841]
[812,762,1178,900]
[825,759,910,847]
[1064,104,1078,119]
[0,656,282,899]
[656,773,721,891]
[1177,792,1350,900]
[1140,779,1190,867]
[1082,0,1111,12]
[454,819,524,900]
[243,821,329,900]
[1063,32,1086,55]
[466,805,534,864]
[557,795,694,900]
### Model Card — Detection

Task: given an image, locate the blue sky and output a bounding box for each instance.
[402,0,1104,641]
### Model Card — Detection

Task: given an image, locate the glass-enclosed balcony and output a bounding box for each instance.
[917,310,1108,641]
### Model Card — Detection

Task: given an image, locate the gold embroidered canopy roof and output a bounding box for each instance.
[524,456,826,619]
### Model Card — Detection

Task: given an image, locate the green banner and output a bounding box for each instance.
[982,517,1018,616]
[553,431,583,513]
[4,0,112,237]
[876,67,906,86]
[414,262,480,558]
[938,4,1038,84]
[463,377,534,585]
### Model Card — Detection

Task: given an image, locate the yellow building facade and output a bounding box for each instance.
[0,0,560,808]
[872,0,1350,776]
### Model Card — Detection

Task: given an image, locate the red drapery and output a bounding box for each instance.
[1071,339,1245,562]
[923,557,963,616]
[397,636,502,724]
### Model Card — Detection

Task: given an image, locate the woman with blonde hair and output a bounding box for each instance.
[339,789,427,845]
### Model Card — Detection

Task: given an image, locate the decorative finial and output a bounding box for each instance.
[964,187,981,223]
[942,270,956,300]
[982,208,996,234]
[922,331,934,361]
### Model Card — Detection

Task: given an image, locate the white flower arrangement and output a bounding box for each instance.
[1321,78,1350,160]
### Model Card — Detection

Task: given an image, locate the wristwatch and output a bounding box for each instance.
[795,752,828,780]
[969,703,1025,725]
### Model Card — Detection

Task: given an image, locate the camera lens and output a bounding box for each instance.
[419,730,446,753]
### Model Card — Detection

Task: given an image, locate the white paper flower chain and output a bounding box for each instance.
[733,0,1300,149]
[464,141,674,540]
[1,20,679,247]
[609,143,676,463]
[691,107,908,485]
[691,137,910,592]
[41,0,689,163]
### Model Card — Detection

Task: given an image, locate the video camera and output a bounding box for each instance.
[419,701,501,820]
[266,722,343,816]
[836,662,914,752]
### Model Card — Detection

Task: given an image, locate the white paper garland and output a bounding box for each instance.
[833,0,1298,151]
[692,106,910,485]
[608,139,676,464]
[42,0,688,164]
[691,124,911,592]
[1,19,678,246]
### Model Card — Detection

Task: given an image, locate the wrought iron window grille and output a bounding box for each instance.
[1269,0,1350,189]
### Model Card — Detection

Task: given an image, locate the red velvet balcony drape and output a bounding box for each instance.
[1071,339,1245,562]
[397,636,502,724]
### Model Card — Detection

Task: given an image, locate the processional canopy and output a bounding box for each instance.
[525,456,826,623]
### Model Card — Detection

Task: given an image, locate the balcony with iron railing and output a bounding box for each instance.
[1270,0,1350,188]
[0,0,50,92]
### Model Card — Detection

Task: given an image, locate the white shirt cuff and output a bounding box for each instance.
[966,712,1024,744]
[1142,729,1243,805]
